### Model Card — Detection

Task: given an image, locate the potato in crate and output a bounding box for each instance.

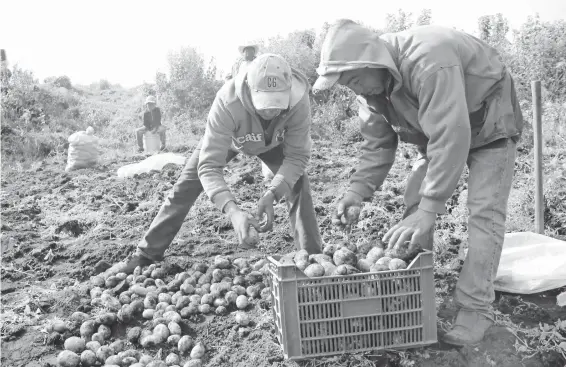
[266,246,437,360]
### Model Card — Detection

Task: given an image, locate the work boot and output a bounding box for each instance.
[104,253,154,277]
[442,309,494,346]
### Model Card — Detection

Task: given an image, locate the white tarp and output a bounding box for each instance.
[117,153,186,178]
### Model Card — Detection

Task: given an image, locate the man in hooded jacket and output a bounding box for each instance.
[106,53,322,275]
[313,19,523,346]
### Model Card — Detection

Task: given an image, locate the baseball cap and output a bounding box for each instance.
[247,53,292,110]
[145,96,157,104]
[313,72,341,92]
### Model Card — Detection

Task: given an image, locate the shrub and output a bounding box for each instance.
[53,75,72,89]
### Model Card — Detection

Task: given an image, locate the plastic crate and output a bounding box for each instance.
[267,251,437,360]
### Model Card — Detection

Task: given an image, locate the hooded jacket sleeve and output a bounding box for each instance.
[417,66,471,214]
[348,97,398,199]
[268,94,312,200]
[197,96,237,212]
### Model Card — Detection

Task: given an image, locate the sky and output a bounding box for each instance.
[1,0,565,88]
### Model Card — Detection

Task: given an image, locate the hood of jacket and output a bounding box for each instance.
[316,19,402,93]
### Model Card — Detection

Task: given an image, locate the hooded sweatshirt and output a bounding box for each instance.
[317,21,523,214]
[197,67,313,212]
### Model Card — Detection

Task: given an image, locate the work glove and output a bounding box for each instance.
[332,191,363,229]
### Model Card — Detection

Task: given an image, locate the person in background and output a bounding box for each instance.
[226,43,260,81]
[136,95,166,152]
[104,53,322,275]
[313,19,523,346]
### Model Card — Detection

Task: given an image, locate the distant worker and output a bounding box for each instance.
[226,42,260,81]
[136,96,166,153]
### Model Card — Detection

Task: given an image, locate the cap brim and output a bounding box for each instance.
[313,73,341,91]
[250,90,290,110]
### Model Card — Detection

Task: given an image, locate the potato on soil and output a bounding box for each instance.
[180,304,198,318]
[168,279,183,292]
[109,339,125,354]
[245,271,263,284]
[154,323,170,342]
[85,341,101,352]
[198,304,211,314]
[80,350,97,366]
[190,343,206,359]
[246,285,261,298]
[232,258,249,269]
[70,311,89,323]
[142,309,155,319]
[141,335,160,348]
[91,275,105,287]
[197,273,212,286]
[57,350,81,367]
[97,324,111,340]
[96,346,113,363]
[333,248,357,266]
[165,352,181,365]
[232,285,246,295]
[252,258,268,271]
[213,298,228,307]
[64,336,85,353]
[180,283,195,295]
[105,355,122,365]
[232,275,246,287]
[293,249,309,264]
[178,335,194,354]
[127,326,142,343]
[168,321,182,335]
[105,276,121,288]
[236,295,249,309]
[167,334,181,346]
[356,259,374,272]
[122,357,138,366]
[175,296,192,310]
[147,361,168,367]
[91,332,105,344]
[118,305,134,323]
[216,305,228,315]
[163,310,182,323]
[101,294,121,311]
[214,255,231,269]
[388,258,408,270]
[304,263,325,278]
[80,320,96,339]
[235,311,250,326]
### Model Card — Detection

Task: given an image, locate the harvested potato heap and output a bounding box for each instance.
[54,255,271,367]
[281,240,419,278]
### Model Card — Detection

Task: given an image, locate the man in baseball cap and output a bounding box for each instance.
[314,19,523,346]
[104,53,322,275]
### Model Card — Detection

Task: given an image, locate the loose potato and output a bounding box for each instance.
[150,268,165,280]
[236,295,248,309]
[180,283,195,295]
[80,350,97,366]
[245,271,263,285]
[127,326,142,344]
[190,343,206,359]
[117,305,134,323]
[320,261,337,276]
[356,259,373,272]
[171,291,184,305]
[356,241,373,255]
[158,293,172,304]
[57,350,81,367]
[91,275,105,287]
[213,298,228,308]
[144,297,157,310]
[178,335,194,354]
[167,334,181,346]
[105,355,122,365]
[246,285,261,298]
[163,310,182,324]
[91,332,105,344]
[200,294,214,305]
[140,334,160,348]
[168,321,182,335]
[105,276,121,288]
[304,264,325,278]
[198,273,213,286]
[98,325,111,340]
[215,306,228,315]
[109,339,125,354]
[165,352,180,365]
[122,357,138,366]
[168,279,183,292]
[388,258,408,270]
[232,275,246,287]
[198,304,211,314]
[96,312,117,325]
[251,259,268,271]
[232,258,249,269]
[95,346,113,363]
[211,269,224,283]
[224,291,238,305]
[192,262,208,273]
[119,292,131,305]
[70,311,89,323]
[234,312,250,326]
[90,287,103,299]
[214,255,231,269]
[101,294,121,312]
[130,299,145,314]
[333,248,357,267]
[310,254,332,264]
[80,320,96,339]
[175,296,192,310]
[64,336,86,353]
[142,309,155,319]
[153,324,170,343]
[366,247,385,263]
[293,249,309,264]
[189,294,201,304]
[85,341,101,353]
[232,285,246,296]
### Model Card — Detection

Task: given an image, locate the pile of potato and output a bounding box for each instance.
[54,255,271,367]
[280,240,418,278]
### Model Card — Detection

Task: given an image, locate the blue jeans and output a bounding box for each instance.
[404,138,517,312]
[136,140,322,260]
